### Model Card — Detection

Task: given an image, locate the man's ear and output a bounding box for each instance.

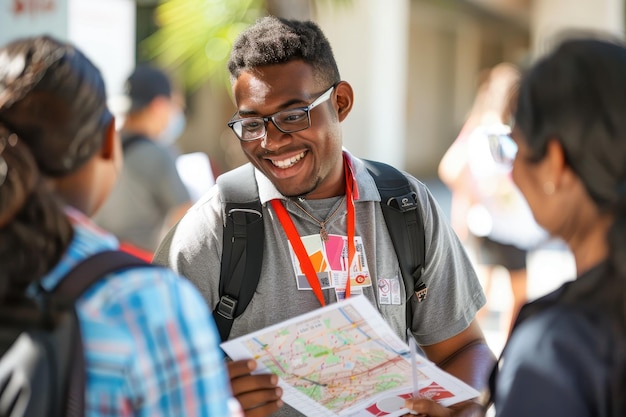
[334,81,354,122]
[100,117,117,160]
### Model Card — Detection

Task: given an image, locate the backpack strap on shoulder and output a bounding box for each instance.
[53,250,151,300]
[362,159,427,308]
[53,250,152,417]
[121,134,149,152]
[214,163,264,342]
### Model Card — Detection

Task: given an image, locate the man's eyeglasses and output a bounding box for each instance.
[227,85,336,142]
[487,124,518,166]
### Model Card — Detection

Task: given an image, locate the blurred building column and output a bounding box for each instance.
[316,0,410,170]
[365,0,410,169]
[0,0,135,99]
[531,0,624,56]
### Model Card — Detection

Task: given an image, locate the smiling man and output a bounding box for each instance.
[154,16,494,417]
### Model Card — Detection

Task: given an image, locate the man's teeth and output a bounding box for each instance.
[272,151,306,168]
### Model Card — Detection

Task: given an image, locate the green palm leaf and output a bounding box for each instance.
[141,0,264,92]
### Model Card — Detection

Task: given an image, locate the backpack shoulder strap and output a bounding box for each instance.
[121,134,150,152]
[53,250,153,417]
[53,250,152,300]
[362,159,427,307]
[211,160,425,341]
[214,163,264,342]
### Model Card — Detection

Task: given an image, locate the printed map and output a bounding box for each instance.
[241,301,409,413]
[222,296,480,416]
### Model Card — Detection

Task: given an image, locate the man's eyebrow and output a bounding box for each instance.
[237,98,310,117]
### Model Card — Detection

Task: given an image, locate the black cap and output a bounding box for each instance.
[124,65,172,112]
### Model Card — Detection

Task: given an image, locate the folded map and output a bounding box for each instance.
[221,296,480,417]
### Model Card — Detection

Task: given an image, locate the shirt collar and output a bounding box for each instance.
[36,207,119,292]
[515,261,610,325]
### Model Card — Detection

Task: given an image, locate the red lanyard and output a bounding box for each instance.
[271,159,356,307]
[345,159,355,299]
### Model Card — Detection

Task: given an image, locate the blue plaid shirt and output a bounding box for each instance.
[38,208,242,417]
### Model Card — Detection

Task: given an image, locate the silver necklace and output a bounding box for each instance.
[290,196,346,242]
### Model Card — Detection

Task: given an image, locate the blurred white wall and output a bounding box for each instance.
[316,0,530,178]
[532,0,624,56]
[0,0,135,100]
[317,0,409,169]
[313,0,623,178]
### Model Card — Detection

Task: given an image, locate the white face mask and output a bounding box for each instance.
[157,108,186,146]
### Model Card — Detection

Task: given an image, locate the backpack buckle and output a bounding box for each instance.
[216,295,237,320]
[415,282,428,302]
[386,192,418,212]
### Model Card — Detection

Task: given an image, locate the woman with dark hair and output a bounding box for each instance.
[0,36,240,416]
[483,36,626,416]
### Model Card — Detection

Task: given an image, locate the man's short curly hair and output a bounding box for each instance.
[228,16,341,87]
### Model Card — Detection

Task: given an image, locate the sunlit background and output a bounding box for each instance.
[2,0,621,353]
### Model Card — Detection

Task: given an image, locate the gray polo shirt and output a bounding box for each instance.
[154,152,485,417]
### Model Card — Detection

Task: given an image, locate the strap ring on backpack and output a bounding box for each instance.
[216,295,238,320]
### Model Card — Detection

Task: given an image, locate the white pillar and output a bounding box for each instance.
[532,0,624,56]
[68,0,135,98]
[0,0,135,101]
[365,0,410,169]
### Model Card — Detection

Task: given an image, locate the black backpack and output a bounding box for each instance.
[213,159,427,342]
[0,250,152,417]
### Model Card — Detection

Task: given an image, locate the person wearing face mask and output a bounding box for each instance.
[160,91,218,203]
[93,65,192,260]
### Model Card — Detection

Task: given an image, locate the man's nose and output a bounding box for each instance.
[260,120,290,150]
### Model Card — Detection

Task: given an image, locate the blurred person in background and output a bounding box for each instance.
[157,86,218,203]
[93,65,192,260]
[483,36,626,416]
[438,63,546,337]
[0,35,241,416]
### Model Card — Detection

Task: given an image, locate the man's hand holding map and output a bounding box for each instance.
[221,296,480,417]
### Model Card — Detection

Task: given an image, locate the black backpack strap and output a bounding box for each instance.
[362,159,427,316]
[53,250,153,417]
[214,164,264,342]
[211,160,424,341]
[53,250,151,300]
[121,134,150,152]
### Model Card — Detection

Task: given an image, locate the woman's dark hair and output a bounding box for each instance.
[227,16,341,88]
[0,35,112,302]
[515,39,626,408]
[515,39,626,398]
[515,37,626,282]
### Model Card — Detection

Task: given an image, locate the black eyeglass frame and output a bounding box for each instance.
[227,84,337,142]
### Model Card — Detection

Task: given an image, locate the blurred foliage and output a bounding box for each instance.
[140,0,353,93]
[141,0,264,92]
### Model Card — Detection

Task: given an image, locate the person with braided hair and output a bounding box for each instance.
[0,35,241,416]
[422,35,625,416]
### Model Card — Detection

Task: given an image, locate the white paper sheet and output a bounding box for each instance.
[221,296,480,416]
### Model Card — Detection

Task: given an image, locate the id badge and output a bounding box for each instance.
[378,276,402,305]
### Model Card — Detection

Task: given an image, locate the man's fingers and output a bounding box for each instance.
[231,373,281,400]
[228,359,257,379]
[242,400,284,417]
[226,359,284,416]
[237,388,284,416]
[403,397,451,417]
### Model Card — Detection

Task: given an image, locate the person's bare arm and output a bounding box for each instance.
[404,320,495,417]
[422,320,495,390]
